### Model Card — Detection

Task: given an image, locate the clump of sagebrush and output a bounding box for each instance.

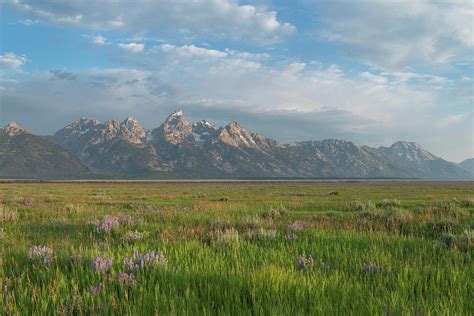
[437,229,473,252]
[215,228,240,245]
[28,246,54,265]
[245,228,278,241]
[361,262,386,274]
[261,208,284,220]
[382,208,414,228]
[242,215,261,229]
[0,205,19,223]
[425,220,463,238]
[122,230,144,243]
[296,253,314,271]
[124,250,166,272]
[91,256,113,273]
[376,199,400,209]
[209,218,233,230]
[348,200,376,212]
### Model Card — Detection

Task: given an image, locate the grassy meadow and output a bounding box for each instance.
[1,181,473,315]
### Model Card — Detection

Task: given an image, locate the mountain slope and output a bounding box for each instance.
[4,111,471,179]
[52,117,158,173]
[0,123,90,178]
[379,141,471,179]
[459,158,474,175]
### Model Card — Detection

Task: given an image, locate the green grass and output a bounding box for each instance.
[1,181,473,314]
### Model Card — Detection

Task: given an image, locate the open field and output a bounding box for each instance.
[1,181,473,314]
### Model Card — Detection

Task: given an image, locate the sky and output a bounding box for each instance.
[0,0,472,162]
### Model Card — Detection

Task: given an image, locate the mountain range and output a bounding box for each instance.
[1,110,472,179]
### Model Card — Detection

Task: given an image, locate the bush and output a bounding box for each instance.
[425,220,464,238]
[347,200,376,212]
[376,199,400,209]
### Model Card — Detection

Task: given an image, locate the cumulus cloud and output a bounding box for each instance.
[118,42,144,53]
[4,0,294,44]
[0,52,28,70]
[91,35,106,45]
[317,0,473,69]
[3,41,469,159]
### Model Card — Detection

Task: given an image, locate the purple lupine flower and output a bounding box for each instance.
[296,253,314,271]
[28,246,54,265]
[361,262,386,274]
[91,256,113,273]
[286,232,298,241]
[89,282,103,294]
[94,217,120,233]
[111,272,136,284]
[124,250,166,272]
[288,220,307,230]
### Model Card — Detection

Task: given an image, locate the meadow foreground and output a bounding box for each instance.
[1,181,473,314]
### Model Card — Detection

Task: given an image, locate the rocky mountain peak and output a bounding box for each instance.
[153,110,193,144]
[219,121,258,148]
[3,122,30,136]
[380,141,438,161]
[119,117,146,145]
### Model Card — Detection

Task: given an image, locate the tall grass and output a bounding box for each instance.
[1,182,473,314]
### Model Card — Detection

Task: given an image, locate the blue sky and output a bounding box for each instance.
[0,0,472,161]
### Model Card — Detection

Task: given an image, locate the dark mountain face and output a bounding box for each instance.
[2,111,472,179]
[0,123,90,178]
[378,141,470,179]
[459,158,474,175]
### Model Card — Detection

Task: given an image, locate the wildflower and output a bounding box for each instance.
[124,250,166,272]
[28,246,54,265]
[286,232,298,241]
[296,253,314,270]
[91,256,113,273]
[288,220,307,230]
[108,272,136,284]
[89,282,103,294]
[361,262,386,274]
[94,217,119,233]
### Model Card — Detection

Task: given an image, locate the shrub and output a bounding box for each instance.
[0,205,19,223]
[347,200,376,212]
[376,199,400,209]
[215,228,240,245]
[425,220,463,238]
[246,228,278,241]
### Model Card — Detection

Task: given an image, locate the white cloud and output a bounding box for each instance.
[91,35,106,45]
[19,19,39,26]
[5,0,294,44]
[118,42,144,53]
[0,52,28,70]
[160,44,227,58]
[318,0,473,69]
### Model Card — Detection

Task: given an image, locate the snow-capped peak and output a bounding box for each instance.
[3,122,30,136]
